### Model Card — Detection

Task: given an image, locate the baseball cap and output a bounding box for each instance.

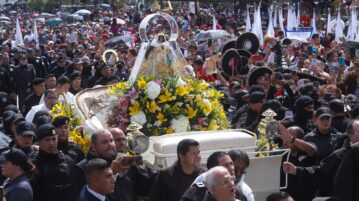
[52,116,70,128]
[16,121,36,137]
[315,107,331,119]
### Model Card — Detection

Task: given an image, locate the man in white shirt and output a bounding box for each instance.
[25,89,58,122]
[39,76,75,105]
[77,158,115,201]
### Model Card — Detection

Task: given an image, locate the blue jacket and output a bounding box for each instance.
[3,174,33,201]
[77,186,104,201]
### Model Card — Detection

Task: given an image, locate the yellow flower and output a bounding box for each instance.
[208,120,218,130]
[211,100,219,109]
[171,105,180,114]
[186,106,198,119]
[199,82,208,90]
[203,103,213,115]
[166,127,174,134]
[129,102,140,115]
[195,96,203,105]
[153,128,159,136]
[176,85,187,96]
[186,85,194,93]
[137,77,147,90]
[116,82,128,90]
[159,90,175,103]
[156,112,167,122]
[146,100,159,113]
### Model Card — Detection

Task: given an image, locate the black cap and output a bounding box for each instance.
[315,107,331,118]
[70,71,81,81]
[295,95,313,111]
[249,91,266,103]
[16,121,36,137]
[32,78,45,86]
[35,115,53,128]
[32,111,51,124]
[263,99,288,113]
[52,116,70,128]
[37,123,57,141]
[351,105,359,118]
[2,148,33,171]
[329,99,344,113]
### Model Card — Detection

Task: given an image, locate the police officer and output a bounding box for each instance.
[50,57,67,79]
[27,48,47,78]
[0,55,13,95]
[52,115,84,163]
[22,78,46,116]
[12,54,36,110]
[30,123,75,201]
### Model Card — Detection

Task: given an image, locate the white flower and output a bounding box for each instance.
[130,111,147,125]
[171,115,190,133]
[175,77,186,87]
[154,121,162,127]
[146,81,161,100]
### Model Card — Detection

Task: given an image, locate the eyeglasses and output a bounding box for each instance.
[219,176,235,187]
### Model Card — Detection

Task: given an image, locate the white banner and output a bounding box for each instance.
[285,28,313,42]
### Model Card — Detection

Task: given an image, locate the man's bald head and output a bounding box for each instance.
[109,128,127,153]
[287,126,305,139]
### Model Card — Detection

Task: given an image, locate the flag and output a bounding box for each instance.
[33,20,39,47]
[252,3,263,46]
[267,6,275,37]
[212,14,217,30]
[273,5,278,28]
[335,11,343,42]
[326,9,332,34]
[279,6,285,32]
[15,18,24,48]
[312,9,317,33]
[246,6,251,32]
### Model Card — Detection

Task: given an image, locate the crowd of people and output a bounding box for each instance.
[0,1,358,201]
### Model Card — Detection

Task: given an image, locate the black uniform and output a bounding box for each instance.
[12,64,36,109]
[331,115,351,133]
[0,67,13,94]
[22,93,42,116]
[28,57,47,78]
[235,107,260,134]
[94,76,109,86]
[58,140,85,163]
[304,128,343,163]
[50,66,66,79]
[30,150,75,201]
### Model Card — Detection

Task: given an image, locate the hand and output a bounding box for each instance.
[278,124,292,145]
[283,162,297,175]
[111,155,130,174]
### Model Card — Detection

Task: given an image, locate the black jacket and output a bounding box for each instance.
[31,150,75,201]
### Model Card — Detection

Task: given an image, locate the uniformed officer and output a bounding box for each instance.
[50,57,67,79]
[52,115,85,163]
[69,72,83,95]
[30,123,75,201]
[0,55,13,95]
[27,48,47,78]
[22,78,46,116]
[12,54,36,110]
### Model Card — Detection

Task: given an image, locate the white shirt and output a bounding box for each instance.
[86,185,106,201]
[236,176,255,201]
[25,104,49,122]
[39,92,75,105]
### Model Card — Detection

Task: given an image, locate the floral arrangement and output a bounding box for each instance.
[51,103,91,153]
[107,76,230,136]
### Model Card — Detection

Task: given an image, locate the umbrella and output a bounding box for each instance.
[75,9,92,15]
[9,11,17,15]
[105,35,133,48]
[100,3,111,8]
[34,18,46,24]
[39,12,56,19]
[116,18,126,25]
[0,20,12,25]
[0,16,11,21]
[67,14,84,21]
[194,30,230,42]
[46,18,63,26]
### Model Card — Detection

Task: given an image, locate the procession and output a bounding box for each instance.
[0,0,359,201]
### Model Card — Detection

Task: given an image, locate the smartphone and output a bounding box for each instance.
[338,57,345,65]
[122,156,143,166]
